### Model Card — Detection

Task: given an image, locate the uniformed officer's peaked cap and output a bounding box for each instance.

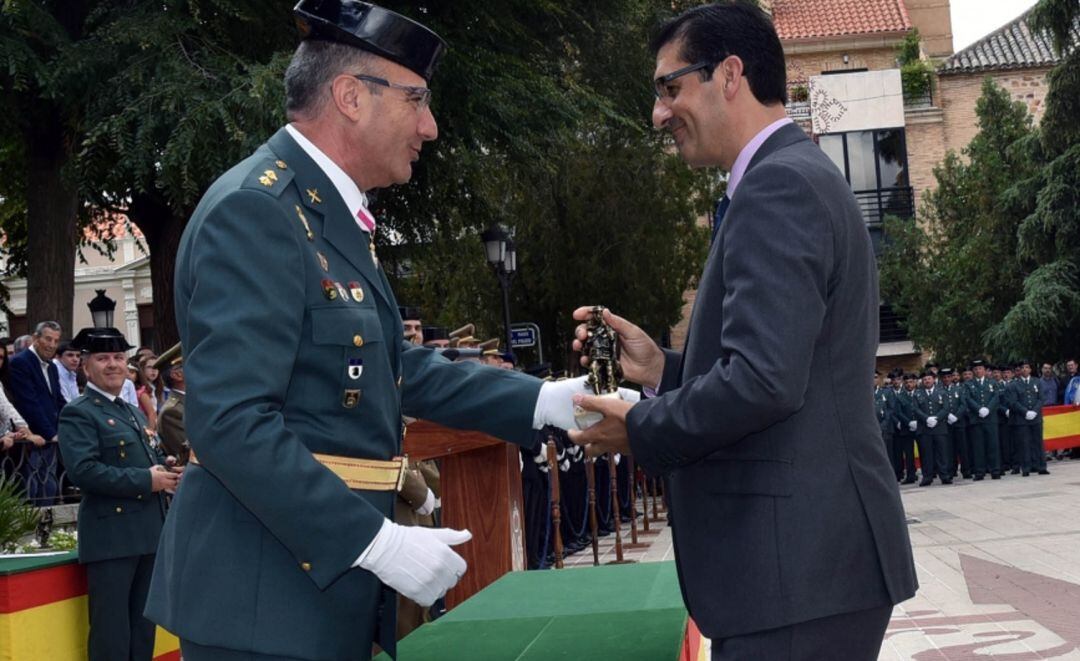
[940,367,954,376]
[293,0,447,82]
[153,342,183,371]
[71,327,134,354]
[398,306,422,321]
[970,359,986,368]
[422,326,448,342]
[919,370,933,379]
[1015,358,1031,367]
[904,373,918,380]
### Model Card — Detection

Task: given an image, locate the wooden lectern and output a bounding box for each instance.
[403,421,526,608]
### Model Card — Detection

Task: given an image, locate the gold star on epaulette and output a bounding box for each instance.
[264,170,278,183]
[259,175,273,187]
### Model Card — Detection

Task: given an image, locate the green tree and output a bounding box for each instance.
[880,78,1037,366]
[984,0,1080,361]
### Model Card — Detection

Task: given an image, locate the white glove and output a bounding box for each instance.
[908,420,918,432]
[533,376,640,431]
[355,520,471,607]
[613,453,621,466]
[1005,409,1010,418]
[927,416,938,428]
[1025,410,1037,421]
[947,413,957,424]
[414,488,437,516]
[979,407,990,418]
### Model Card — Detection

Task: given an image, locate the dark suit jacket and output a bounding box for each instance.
[626,123,917,639]
[8,347,66,439]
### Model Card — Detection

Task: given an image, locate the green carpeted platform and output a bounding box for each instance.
[377,562,687,660]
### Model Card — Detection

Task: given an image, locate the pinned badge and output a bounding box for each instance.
[342,389,362,409]
[348,358,364,380]
[107,418,116,427]
[322,278,338,300]
[335,282,350,302]
[316,252,329,272]
[306,189,322,204]
[275,160,287,170]
[348,281,364,303]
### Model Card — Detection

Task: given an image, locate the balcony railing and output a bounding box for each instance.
[855,186,914,227]
[1,440,80,507]
[785,99,811,122]
[879,303,909,343]
[903,88,934,109]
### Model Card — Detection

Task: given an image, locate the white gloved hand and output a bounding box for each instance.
[979,407,990,418]
[908,420,918,432]
[947,413,958,424]
[355,520,471,607]
[1005,409,1010,418]
[1025,410,1037,421]
[927,416,938,428]
[414,488,437,516]
[533,376,640,431]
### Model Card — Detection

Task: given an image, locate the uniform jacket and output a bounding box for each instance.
[1005,377,1042,426]
[625,123,917,639]
[964,377,1000,424]
[8,347,66,439]
[946,383,968,426]
[157,391,187,458]
[913,386,949,436]
[893,387,916,435]
[145,127,542,660]
[58,390,167,564]
[874,387,894,439]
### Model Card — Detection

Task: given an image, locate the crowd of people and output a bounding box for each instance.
[0,322,188,506]
[874,358,1079,487]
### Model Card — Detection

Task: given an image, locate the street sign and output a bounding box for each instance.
[510,327,536,348]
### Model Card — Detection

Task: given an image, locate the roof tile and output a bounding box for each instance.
[772,0,911,41]
[939,6,1079,75]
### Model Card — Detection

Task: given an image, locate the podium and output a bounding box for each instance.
[403,421,526,608]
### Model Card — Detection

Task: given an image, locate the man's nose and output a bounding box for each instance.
[652,99,672,130]
[419,106,438,141]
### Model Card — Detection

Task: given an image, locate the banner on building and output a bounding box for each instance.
[810,69,904,135]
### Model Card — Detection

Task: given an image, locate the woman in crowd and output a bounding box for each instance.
[130,355,163,430]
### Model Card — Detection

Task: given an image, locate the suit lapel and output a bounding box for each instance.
[265,128,395,312]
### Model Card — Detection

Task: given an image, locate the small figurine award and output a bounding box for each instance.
[575,306,624,429]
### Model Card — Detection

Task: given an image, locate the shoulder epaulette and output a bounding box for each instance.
[240,158,295,198]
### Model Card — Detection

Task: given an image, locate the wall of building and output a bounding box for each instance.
[938,67,1054,155]
[786,46,900,85]
[904,106,947,213]
[903,0,955,58]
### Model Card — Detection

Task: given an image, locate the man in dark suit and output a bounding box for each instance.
[568,3,916,659]
[7,320,67,504]
[57,327,179,661]
[144,4,585,659]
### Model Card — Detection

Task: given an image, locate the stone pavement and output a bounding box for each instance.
[560,458,1080,659]
[883,457,1080,660]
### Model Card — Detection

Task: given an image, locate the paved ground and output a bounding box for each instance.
[564,458,1080,659]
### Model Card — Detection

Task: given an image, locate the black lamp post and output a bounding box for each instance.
[480,225,517,358]
[87,289,116,329]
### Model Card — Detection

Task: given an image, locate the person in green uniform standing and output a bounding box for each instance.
[963,359,1001,480]
[894,372,919,484]
[58,328,180,661]
[1005,359,1049,476]
[143,3,586,659]
[913,371,951,485]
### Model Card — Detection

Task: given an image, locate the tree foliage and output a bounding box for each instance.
[882,0,1080,364]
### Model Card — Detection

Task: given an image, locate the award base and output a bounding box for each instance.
[574,390,624,430]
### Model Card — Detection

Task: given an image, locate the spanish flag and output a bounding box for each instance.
[1042,405,1080,451]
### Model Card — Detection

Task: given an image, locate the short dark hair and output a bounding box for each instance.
[650,1,787,106]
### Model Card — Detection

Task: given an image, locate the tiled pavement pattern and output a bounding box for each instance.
[558,459,1080,659]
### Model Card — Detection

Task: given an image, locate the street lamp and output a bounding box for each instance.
[480,225,516,360]
[87,290,116,329]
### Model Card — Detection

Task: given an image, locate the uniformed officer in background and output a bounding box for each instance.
[913,370,951,485]
[154,343,189,464]
[894,372,919,484]
[58,328,179,661]
[1005,359,1049,476]
[874,371,894,467]
[963,359,1000,480]
[941,367,970,479]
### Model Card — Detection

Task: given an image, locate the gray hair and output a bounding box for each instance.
[284,40,383,121]
[33,321,61,336]
[13,335,32,351]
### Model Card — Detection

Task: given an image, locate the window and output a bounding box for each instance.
[818,129,912,228]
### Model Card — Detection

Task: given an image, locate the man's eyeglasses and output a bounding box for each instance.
[653,61,716,102]
[354,74,432,109]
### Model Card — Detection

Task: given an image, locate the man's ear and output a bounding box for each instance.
[720,56,745,98]
[331,74,370,122]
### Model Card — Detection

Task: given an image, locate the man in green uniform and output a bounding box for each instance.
[913,371,951,485]
[144,3,584,659]
[941,368,970,479]
[1005,359,1049,476]
[999,365,1017,472]
[58,328,180,661]
[964,359,1000,480]
[894,372,919,483]
[874,371,895,471]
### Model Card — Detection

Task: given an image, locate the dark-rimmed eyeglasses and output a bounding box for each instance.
[653,61,716,102]
[354,74,432,109]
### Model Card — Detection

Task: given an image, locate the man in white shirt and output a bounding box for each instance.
[52,340,82,403]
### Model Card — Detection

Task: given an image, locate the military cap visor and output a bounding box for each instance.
[71,327,134,354]
[294,0,447,82]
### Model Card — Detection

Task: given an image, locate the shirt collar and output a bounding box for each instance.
[86,382,123,401]
[726,117,793,200]
[28,345,48,366]
[285,124,372,233]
